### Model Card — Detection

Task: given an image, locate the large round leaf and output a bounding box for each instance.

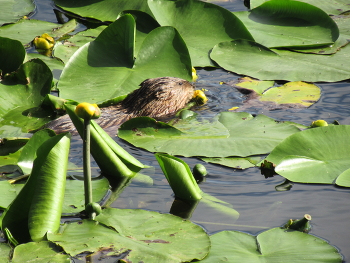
[200,228,342,262]
[58,14,192,103]
[48,208,210,262]
[12,241,71,263]
[0,59,54,136]
[148,0,254,66]
[53,0,152,22]
[266,125,350,186]
[250,0,350,15]
[0,59,52,137]
[0,0,34,25]
[234,0,339,48]
[210,39,350,82]
[119,112,300,157]
[0,37,25,75]
[0,19,60,45]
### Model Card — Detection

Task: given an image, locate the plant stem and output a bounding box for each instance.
[83,118,93,206]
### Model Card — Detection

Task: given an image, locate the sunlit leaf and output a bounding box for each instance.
[250,0,350,15]
[11,241,71,263]
[119,112,300,157]
[1,133,70,243]
[58,14,192,103]
[48,208,210,262]
[0,0,34,25]
[200,228,342,262]
[211,39,350,82]
[53,0,152,21]
[148,0,254,66]
[0,59,54,136]
[266,125,350,186]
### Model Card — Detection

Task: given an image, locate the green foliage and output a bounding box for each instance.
[266,125,350,186]
[0,0,34,25]
[211,40,350,82]
[1,133,70,243]
[0,59,54,136]
[200,228,342,262]
[47,208,210,262]
[119,112,300,157]
[58,14,192,103]
[0,37,25,75]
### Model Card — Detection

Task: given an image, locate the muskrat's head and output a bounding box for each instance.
[122,77,195,118]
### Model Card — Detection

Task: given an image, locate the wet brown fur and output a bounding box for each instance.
[45,77,194,134]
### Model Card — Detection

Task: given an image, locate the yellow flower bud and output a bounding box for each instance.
[311,120,328,128]
[75,102,101,120]
[193,90,208,105]
[33,33,54,50]
[192,67,198,82]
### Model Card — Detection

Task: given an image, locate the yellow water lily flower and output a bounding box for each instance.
[193,90,208,104]
[33,33,55,49]
[192,67,198,82]
[75,102,101,120]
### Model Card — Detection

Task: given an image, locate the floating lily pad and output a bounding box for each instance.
[200,227,342,262]
[250,0,350,15]
[0,243,11,262]
[0,37,25,75]
[11,241,71,263]
[48,208,210,262]
[148,0,254,66]
[0,59,54,136]
[0,0,34,25]
[119,112,300,157]
[234,0,339,48]
[211,39,350,82]
[53,0,152,22]
[0,19,61,45]
[266,125,350,186]
[201,156,262,169]
[229,78,321,109]
[62,178,109,214]
[58,14,192,103]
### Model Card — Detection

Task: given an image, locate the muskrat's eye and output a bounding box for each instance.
[178,82,183,85]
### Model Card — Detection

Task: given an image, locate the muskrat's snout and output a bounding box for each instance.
[122,77,195,118]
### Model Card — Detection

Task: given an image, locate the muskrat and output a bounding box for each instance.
[45,77,195,134]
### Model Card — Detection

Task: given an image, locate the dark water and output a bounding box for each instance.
[27,0,350,262]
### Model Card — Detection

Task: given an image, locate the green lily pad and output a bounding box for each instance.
[48,208,210,262]
[148,0,254,67]
[0,19,61,45]
[11,241,71,263]
[119,112,300,157]
[57,14,192,103]
[0,37,25,75]
[0,242,11,262]
[25,53,65,83]
[0,59,54,136]
[62,177,109,214]
[234,0,339,48]
[53,0,152,22]
[201,156,262,169]
[210,39,350,82]
[230,78,321,108]
[0,0,34,25]
[250,0,350,15]
[266,125,350,186]
[0,181,23,210]
[200,228,342,262]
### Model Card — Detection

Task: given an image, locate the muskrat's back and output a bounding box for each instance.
[45,77,194,134]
